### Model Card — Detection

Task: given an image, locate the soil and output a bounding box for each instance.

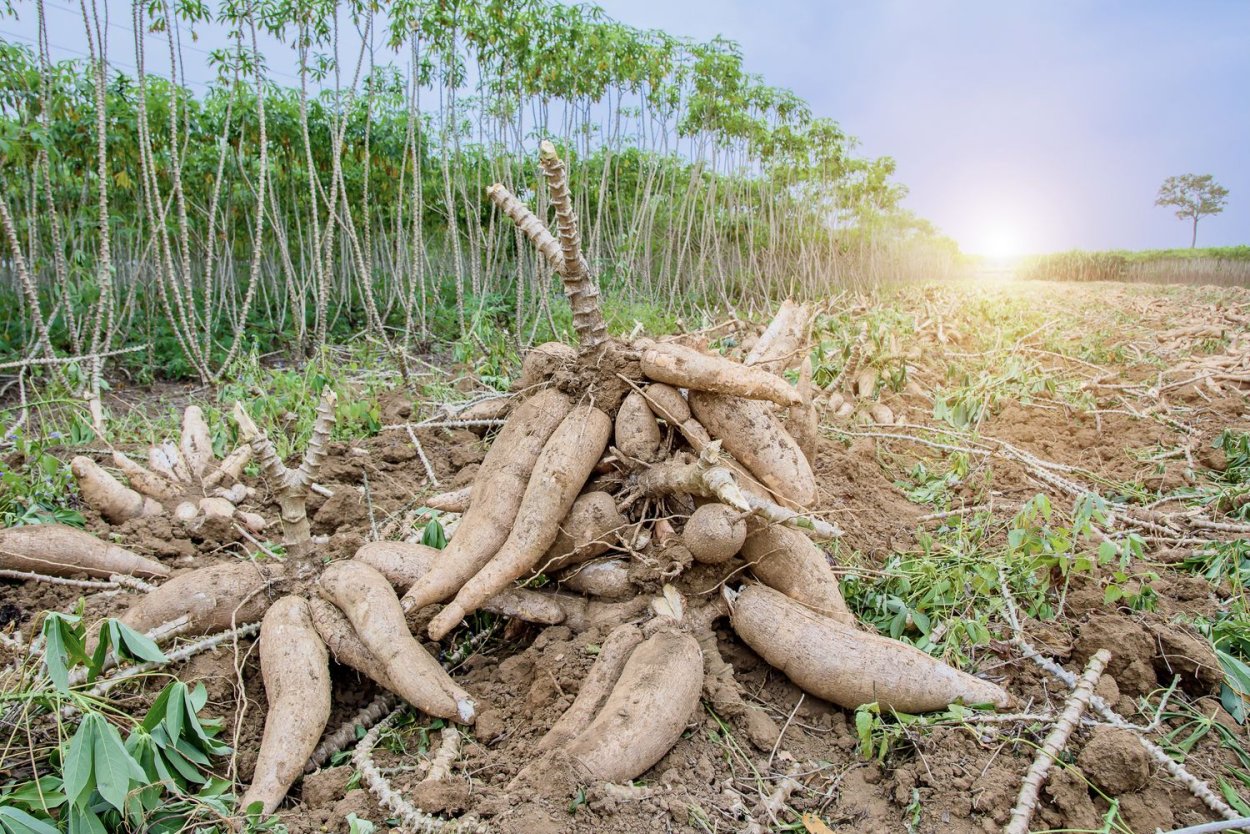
[3,280,1250,833]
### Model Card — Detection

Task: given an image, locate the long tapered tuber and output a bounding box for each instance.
[557,628,702,785]
[402,388,572,613]
[319,560,474,723]
[731,584,1009,712]
[240,596,332,816]
[689,390,816,508]
[536,624,643,753]
[0,524,169,580]
[429,405,612,639]
[739,521,853,623]
[118,560,283,638]
[641,342,801,408]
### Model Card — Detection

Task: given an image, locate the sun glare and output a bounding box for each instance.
[971,226,1023,259]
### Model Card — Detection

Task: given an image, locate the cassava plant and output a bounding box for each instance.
[1,143,1010,825]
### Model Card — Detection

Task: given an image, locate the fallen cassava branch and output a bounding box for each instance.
[1004,648,1110,834]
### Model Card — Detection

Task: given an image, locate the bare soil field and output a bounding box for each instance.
[3,278,1249,834]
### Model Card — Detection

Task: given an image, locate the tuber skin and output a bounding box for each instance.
[425,485,472,513]
[512,341,577,391]
[537,491,627,573]
[112,451,182,502]
[0,524,170,580]
[744,299,810,374]
[556,558,633,598]
[119,560,282,638]
[639,341,801,408]
[359,541,647,631]
[239,596,332,816]
[355,541,570,625]
[739,522,853,624]
[731,584,1010,713]
[179,405,214,479]
[71,456,162,523]
[614,390,662,462]
[556,628,702,785]
[319,561,474,723]
[401,388,573,614]
[535,624,643,752]
[688,390,817,509]
[683,503,747,564]
[429,405,612,640]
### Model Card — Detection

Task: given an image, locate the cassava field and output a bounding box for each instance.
[1,2,1249,833]
[3,268,1250,834]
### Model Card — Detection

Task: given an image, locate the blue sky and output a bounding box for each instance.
[4,0,1247,254]
[586,0,1249,254]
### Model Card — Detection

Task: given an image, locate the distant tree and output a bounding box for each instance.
[1155,174,1229,248]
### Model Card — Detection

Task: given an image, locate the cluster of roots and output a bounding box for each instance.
[3,142,1014,825]
[70,405,266,537]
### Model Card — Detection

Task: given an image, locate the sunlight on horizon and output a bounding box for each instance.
[966,221,1028,259]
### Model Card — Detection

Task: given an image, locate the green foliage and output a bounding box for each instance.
[0,432,82,528]
[40,612,165,694]
[1019,247,1250,286]
[1,677,234,832]
[421,517,448,550]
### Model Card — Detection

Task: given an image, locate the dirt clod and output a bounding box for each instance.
[1074,614,1158,696]
[1076,728,1150,795]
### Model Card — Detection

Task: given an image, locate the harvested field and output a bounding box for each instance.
[4,271,1249,833]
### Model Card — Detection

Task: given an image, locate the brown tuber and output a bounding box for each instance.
[739,522,853,624]
[688,391,816,508]
[239,596,332,816]
[429,404,612,639]
[401,387,573,614]
[731,584,1010,712]
[0,524,169,580]
[683,503,747,564]
[640,341,801,407]
[614,390,662,461]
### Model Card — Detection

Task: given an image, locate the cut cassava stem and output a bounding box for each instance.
[1004,649,1111,834]
[233,389,336,563]
[240,596,332,816]
[401,387,573,614]
[428,404,612,640]
[537,140,609,349]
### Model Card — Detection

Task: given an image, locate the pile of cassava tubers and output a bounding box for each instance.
[1,142,1010,823]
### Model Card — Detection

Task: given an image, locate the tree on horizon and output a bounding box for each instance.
[1155,174,1229,248]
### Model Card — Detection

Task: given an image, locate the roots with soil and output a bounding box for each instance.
[3,143,1017,827]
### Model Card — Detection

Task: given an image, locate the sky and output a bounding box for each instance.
[3,0,1247,255]
[584,0,1250,255]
